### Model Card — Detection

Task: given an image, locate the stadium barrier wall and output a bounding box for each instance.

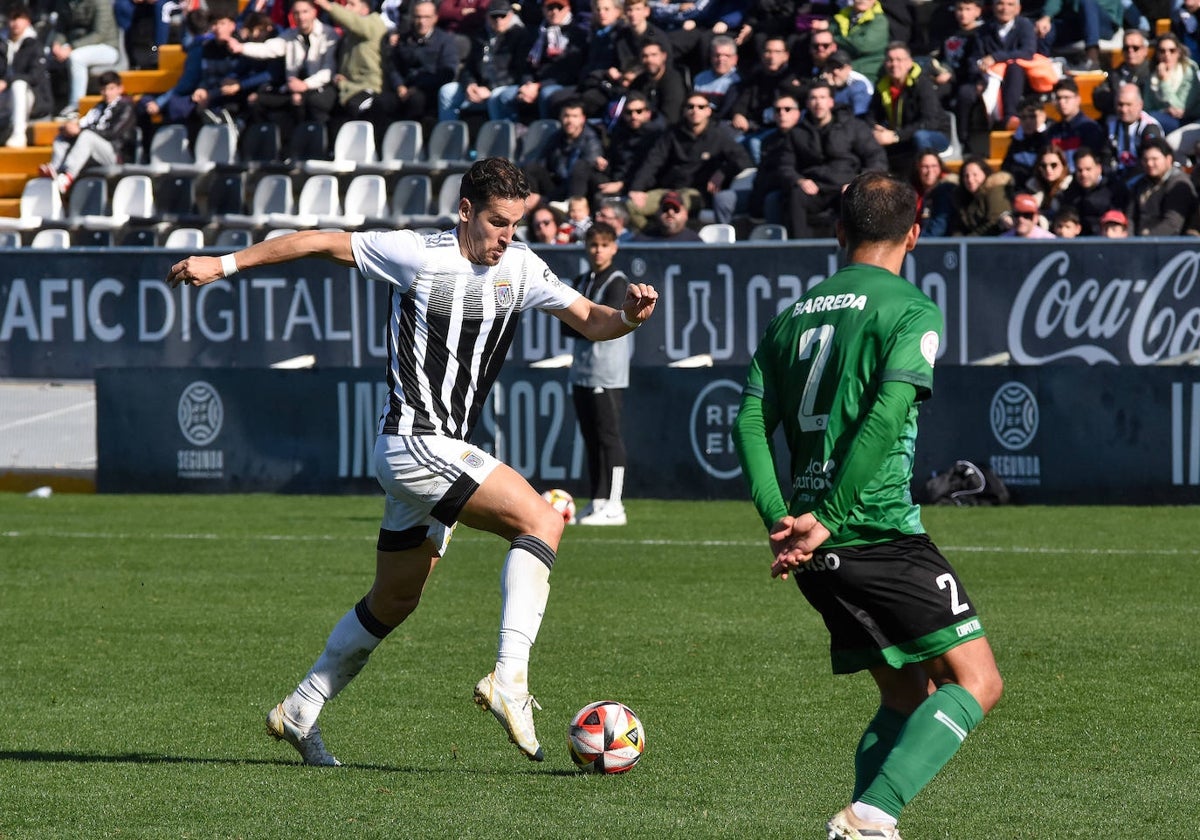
[7,237,1200,378]
[97,365,1200,504]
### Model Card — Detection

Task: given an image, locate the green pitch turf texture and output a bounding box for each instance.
[1,496,1196,839]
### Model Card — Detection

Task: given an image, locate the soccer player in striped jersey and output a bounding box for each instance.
[166,158,658,766]
[731,172,1003,839]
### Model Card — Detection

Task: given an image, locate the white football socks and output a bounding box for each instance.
[495,536,554,690]
[852,802,899,827]
[285,604,387,731]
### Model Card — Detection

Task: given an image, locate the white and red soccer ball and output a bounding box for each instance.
[541,488,576,523]
[567,701,646,774]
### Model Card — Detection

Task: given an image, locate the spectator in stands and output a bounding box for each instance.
[614,0,671,91]
[593,90,667,198]
[513,0,589,120]
[627,37,687,126]
[1045,76,1106,169]
[438,0,532,122]
[821,49,873,117]
[116,0,161,70]
[565,194,592,239]
[571,0,628,118]
[1003,192,1056,237]
[527,201,572,242]
[692,34,742,124]
[1105,81,1164,184]
[1129,136,1197,235]
[730,36,805,161]
[39,71,135,195]
[870,41,950,174]
[830,0,889,82]
[524,97,605,205]
[957,0,1037,143]
[795,26,841,85]
[748,89,804,225]
[316,0,390,137]
[632,189,703,240]
[627,90,753,227]
[1033,0,1120,71]
[0,5,54,148]
[1139,33,1200,136]
[912,149,956,236]
[1003,96,1055,185]
[951,154,1014,234]
[1059,145,1127,233]
[48,0,122,119]
[1027,144,1072,220]
[379,0,459,127]
[225,0,339,142]
[1099,206,1129,236]
[1093,28,1152,118]
[929,0,984,109]
[1173,0,1200,57]
[594,195,635,240]
[437,0,490,46]
[786,81,888,237]
[1050,204,1082,236]
[140,5,269,145]
[740,0,810,69]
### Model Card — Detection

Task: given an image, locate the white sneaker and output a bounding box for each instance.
[473,671,544,761]
[576,502,626,526]
[570,499,603,524]
[826,806,902,840]
[266,703,342,766]
[5,131,26,148]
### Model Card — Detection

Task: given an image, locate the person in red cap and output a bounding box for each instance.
[1099,209,1129,238]
[1003,192,1055,238]
[633,190,702,241]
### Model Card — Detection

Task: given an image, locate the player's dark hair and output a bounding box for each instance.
[461,157,531,206]
[586,222,617,244]
[839,171,917,248]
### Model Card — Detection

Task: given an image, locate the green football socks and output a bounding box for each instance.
[853,705,910,801]
[858,683,985,819]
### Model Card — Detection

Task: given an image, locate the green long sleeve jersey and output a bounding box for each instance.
[732,262,943,546]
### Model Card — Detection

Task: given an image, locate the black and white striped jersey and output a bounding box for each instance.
[351,228,582,439]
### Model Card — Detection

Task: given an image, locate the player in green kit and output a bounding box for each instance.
[732,171,1003,840]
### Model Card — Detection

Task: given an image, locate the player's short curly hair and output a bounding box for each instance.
[839,171,917,248]
[461,157,531,207]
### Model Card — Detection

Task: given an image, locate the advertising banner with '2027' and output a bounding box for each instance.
[5,238,1200,378]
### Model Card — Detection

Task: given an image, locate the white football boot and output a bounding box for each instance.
[266,703,342,766]
[576,501,626,526]
[826,806,903,840]
[473,671,544,761]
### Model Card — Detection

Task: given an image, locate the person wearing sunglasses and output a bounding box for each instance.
[632,189,702,241]
[593,91,665,198]
[730,35,805,163]
[626,91,752,229]
[1091,28,1151,118]
[1142,33,1200,146]
[510,0,588,120]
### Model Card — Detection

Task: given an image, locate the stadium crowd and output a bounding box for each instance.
[3,0,1200,240]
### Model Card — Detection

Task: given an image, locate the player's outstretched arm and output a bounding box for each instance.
[165,230,356,289]
[556,282,658,341]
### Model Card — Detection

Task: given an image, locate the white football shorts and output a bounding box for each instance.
[373,433,502,555]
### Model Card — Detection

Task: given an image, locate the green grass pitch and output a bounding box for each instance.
[1,496,1197,838]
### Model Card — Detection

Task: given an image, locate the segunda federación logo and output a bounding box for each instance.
[177,380,225,479]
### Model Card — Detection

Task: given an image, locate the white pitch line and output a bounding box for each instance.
[1,530,1198,557]
[0,400,96,433]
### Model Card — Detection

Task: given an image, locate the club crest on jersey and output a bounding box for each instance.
[495,279,514,309]
[461,451,485,469]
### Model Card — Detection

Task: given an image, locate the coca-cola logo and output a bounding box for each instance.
[1008,250,1200,364]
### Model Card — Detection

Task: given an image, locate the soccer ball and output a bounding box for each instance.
[541,488,576,523]
[567,701,646,774]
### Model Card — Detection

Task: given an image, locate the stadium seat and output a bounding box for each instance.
[78,174,155,231]
[390,173,433,227]
[217,172,293,228]
[30,228,71,248]
[698,223,736,243]
[267,173,340,228]
[238,122,284,172]
[334,173,388,228]
[163,227,206,248]
[748,222,788,240]
[61,176,109,228]
[0,177,64,231]
[517,119,559,166]
[288,121,328,163]
[0,230,20,248]
[265,227,297,239]
[416,120,470,174]
[473,119,517,161]
[214,228,253,248]
[171,123,238,176]
[304,120,376,174]
[152,174,197,222]
[361,120,423,174]
[207,171,246,217]
[124,124,192,176]
[117,227,156,246]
